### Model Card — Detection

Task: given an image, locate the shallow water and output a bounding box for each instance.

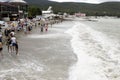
[0,21,76,80]
[1,17,120,80]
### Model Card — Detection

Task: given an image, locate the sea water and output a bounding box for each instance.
[0,17,120,80]
[67,17,120,80]
[0,21,76,80]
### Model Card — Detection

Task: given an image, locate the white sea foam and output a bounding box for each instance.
[0,60,44,80]
[66,21,120,80]
[27,33,64,39]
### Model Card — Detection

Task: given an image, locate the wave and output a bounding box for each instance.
[66,21,120,80]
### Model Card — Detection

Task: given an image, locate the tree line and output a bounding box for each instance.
[28,2,120,17]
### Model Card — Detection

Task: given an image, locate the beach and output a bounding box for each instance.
[0,17,120,80]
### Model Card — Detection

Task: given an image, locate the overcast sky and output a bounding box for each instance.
[49,0,120,4]
[0,0,120,4]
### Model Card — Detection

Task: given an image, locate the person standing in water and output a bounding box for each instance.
[0,42,3,57]
[40,24,44,32]
[45,23,48,32]
[15,41,18,55]
[10,35,17,53]
[6,36,11,53]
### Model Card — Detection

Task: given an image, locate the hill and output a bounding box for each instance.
[25,0,120,16]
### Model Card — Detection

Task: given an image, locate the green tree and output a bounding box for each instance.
[28,6,42,18]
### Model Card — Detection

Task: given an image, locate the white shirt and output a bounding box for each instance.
[0,34,2,38]
[11,37,16,43]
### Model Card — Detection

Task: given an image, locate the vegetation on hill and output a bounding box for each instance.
[25,0,120,17]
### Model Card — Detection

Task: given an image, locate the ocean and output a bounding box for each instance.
[0,17,120,80]
[67,17,120,80]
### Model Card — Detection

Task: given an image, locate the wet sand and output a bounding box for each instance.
[0,20,76,80]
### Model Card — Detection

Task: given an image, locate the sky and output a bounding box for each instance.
[0,0,25,2]
[49,0,120,4]
[0,0,120,4]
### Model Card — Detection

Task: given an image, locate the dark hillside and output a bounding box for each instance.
[25,0,120,16]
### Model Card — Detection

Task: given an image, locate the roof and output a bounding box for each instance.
[8,0,27,3]
[0,0,8,2]
[0,2,16,7]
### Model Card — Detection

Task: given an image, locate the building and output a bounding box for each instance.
[0,0,28,21]
[9,0,28,19]
[0,2,18,20]
[42,6,53,18]
[75,12,86,17]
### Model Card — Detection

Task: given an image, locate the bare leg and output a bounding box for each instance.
[13,46,15,52]
[16,48,18,55]
[10,46,12,53]
[15,44,18,55]
[0,51,3,57]
[8,45,9,53]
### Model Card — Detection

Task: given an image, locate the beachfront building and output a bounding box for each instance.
[75,12,86,17]
[9,0,28,19]
[42,6,53,18]
[0,2,18,21]
[0,0,28,21]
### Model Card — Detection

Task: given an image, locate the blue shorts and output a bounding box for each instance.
[12,43,16,46]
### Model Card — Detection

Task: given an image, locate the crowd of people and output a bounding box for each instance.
[0,17,63,57]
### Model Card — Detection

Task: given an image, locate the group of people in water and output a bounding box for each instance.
[0,25,19,56]
[0,18,35,57]
[4,28,18,55]
[0,17,63,57]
